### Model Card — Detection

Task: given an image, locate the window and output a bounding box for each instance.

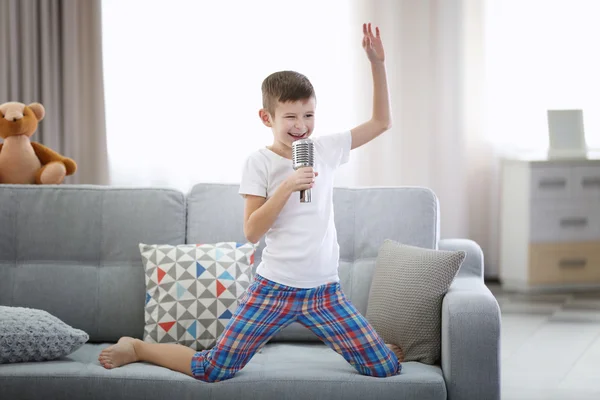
[484,0,600,152]
[101,0,357,191]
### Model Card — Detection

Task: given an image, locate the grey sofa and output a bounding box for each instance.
[0,183,500,400]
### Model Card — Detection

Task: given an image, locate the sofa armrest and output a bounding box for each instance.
[438,238,484,278]
[441,276,501,400]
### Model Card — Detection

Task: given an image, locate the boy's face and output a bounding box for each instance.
[260,98,315,150]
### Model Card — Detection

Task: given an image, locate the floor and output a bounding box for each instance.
[487,283,600,400]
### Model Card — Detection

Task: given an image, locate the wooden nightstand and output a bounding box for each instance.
[499,154,600,292]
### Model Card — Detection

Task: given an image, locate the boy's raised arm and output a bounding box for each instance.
[351,23,392,150]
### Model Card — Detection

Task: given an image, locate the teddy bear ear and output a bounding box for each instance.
[28,103,45,121]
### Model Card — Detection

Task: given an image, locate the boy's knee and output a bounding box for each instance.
[361,360,402,378]
[193,370,236,383]
[191,351,237,383]
[192,365,237,382]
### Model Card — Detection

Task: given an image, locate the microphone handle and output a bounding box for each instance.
[300,188,312,203]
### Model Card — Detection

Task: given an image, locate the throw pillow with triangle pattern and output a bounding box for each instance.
[139,242,257,350]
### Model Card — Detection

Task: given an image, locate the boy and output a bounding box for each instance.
[99,22,403,382]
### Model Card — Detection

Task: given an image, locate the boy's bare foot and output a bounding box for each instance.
[386,343,405,363]
[98,336,139,369]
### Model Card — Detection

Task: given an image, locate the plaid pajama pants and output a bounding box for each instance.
[191,274,401,382]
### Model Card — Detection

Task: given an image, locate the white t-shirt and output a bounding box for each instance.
[238,131,352,288]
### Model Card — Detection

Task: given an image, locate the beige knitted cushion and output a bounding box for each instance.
[366,240,465,365]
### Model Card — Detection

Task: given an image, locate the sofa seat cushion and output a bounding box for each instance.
[0,343,447,400]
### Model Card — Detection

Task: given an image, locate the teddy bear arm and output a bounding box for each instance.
[31,142,63,163]
[30,142,76,175]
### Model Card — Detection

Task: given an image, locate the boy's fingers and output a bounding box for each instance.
[376,26,380,38]
[363,23,367,35]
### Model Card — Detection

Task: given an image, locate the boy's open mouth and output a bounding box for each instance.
[288,132,308,139]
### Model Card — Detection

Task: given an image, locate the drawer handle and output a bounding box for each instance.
[538,178,567,189]
[582,177,600,188]
[559,217,588,227]
[559,259,587,269]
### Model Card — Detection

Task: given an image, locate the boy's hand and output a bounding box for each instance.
[362,22,385,64]
[284,167,318,194]
[244,167,318,243]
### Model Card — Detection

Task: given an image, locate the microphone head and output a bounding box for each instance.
[292,139,314,170]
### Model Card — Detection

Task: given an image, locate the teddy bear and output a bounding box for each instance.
[0,101,76,184]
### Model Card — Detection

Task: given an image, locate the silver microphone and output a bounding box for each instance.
[292,139,314,203]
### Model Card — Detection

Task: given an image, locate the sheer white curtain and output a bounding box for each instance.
[484,0,600,152]
[102,0,500,276]
[342,0,502,276]
[101,0,360,192]
[349,0,600,278]
[102,0,600,280]
[109,0,575,279]
[479,0,600,276]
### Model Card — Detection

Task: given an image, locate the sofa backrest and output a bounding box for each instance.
[186,183,440,341]
[0,185,186,343]
[0,183,440,344]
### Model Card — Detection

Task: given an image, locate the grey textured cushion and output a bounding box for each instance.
[366,240,464,365]
[0,306,88,363]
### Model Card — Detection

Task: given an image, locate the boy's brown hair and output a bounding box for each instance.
[261,71,315,116]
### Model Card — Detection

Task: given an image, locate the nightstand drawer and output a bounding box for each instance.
[529,242,600,284]
[530,204,600,242]
[572,165,600,199]
[530,166,572,199]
